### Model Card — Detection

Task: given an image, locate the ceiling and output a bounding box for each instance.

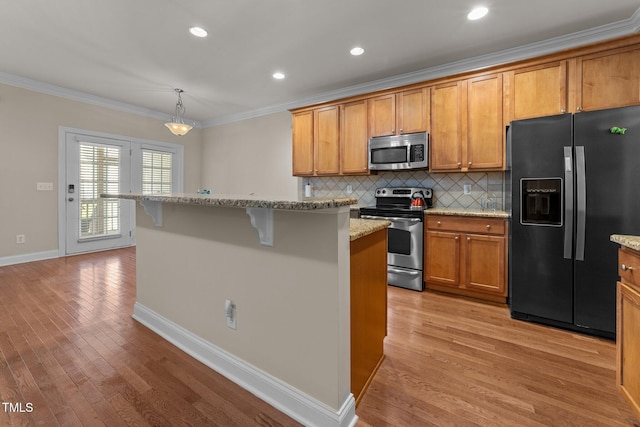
[1,1,639,127]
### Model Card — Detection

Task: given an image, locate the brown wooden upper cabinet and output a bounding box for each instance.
[292,100,369,176]
[503,61,568,124]
[576,45,640,112]
[314,105,340,175]
[430,73,504,172]
[341,99,369,175]
[368,87,430,137]
[292,110,314,176]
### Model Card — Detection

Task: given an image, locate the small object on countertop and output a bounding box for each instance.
[610,126,627,134]
[304,182,312,198]
[197,189,211,195]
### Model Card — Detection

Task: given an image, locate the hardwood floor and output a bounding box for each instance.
[2,249,639,426]
[357,287,640,427]
[0,248,300,427]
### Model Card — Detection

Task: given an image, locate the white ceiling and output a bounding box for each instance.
[1,1,639,127]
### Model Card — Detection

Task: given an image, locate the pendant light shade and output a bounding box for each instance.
[165,88,193,136]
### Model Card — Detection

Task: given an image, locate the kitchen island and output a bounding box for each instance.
[611,234,640,420]
[109,193,360,427]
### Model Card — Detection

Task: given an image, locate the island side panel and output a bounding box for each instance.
[134,202,351,412]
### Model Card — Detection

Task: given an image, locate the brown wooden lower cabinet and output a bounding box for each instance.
[425,215,508,303]
[350,228,387,405]
[617,246,640,419]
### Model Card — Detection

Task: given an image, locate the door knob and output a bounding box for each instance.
[621,264,634,271]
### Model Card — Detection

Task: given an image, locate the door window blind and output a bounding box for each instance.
[79,144,121,239]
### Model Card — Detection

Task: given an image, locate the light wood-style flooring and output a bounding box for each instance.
[1,248,638,426]
[0,248,300,426]
[357,286,640,426]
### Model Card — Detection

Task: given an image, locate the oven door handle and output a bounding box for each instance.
[388,268,421,276]
[360,215,421,223]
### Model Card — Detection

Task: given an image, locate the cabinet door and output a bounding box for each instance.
[430,81,464,171]
[464,234,506,295]
[467,73,504,170]
[504,61,568,122]
[577,46,640,111]
[369,93,396,137]
[397,87,429,134]
[314,106,340,175]
[341,100,369,175]
[425,230,460,287]
[618,280,640,419]
[292,111,314,176]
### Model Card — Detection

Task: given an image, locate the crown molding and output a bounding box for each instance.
[205,7,640,127]
[2,7,639,129]
[0,71,202,128]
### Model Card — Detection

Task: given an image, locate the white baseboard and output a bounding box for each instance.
[0,250,59,267]
[132,302,358,427]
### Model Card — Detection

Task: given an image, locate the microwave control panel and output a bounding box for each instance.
[409,144,425,162]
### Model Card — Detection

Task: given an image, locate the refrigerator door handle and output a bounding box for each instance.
[575,146,586,261]
[563,146,574,259]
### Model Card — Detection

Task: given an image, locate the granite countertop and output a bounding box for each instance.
[425,208,510,219]
[102,193,357,210]
[350,219,391,241]
[611,234,640,251]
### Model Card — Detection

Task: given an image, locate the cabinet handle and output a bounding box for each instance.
[437,221,442,225]
[486,224,491,230]
[391,129,395,134]
[622,264,634,271]
[467,237,471,242]
[577,106,583,112]
[457,162,462,168]
[468,162,472,166]
[560,109,566,113]
[454,236,459,241]
[399,128,403,133]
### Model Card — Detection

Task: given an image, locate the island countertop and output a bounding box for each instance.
[102,193,357,210]
[611,234,640,252]
[350,219,391,241]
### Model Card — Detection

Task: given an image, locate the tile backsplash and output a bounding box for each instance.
[305,170,505,210]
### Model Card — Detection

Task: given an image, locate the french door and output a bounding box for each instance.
[65,133,133,254]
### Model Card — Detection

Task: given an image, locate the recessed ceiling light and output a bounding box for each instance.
[189,27,208,38]
[350,47,365,56]
[273,72,285,80]
[467,6,489,20]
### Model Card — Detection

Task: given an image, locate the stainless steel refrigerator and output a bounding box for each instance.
[507,105,640,339]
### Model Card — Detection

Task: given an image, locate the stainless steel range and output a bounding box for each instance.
[360,187,433,291]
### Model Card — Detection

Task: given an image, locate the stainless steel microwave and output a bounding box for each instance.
[368,132,429,171]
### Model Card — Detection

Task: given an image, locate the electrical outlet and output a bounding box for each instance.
[16,234,25,244]
[346,184,353,194]
[36,182,54,191]
[225,299,237,330]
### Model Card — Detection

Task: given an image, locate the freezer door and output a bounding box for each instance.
[573,105,640,334]
[509,114,574,323]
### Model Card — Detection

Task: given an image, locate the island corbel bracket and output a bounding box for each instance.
[140,199,163,227]
[246,207,274,247]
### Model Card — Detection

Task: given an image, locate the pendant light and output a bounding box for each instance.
[164,88,193,136]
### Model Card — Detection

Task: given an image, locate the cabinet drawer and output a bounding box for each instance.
[426,216,505,235]
[619,248,640,288]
